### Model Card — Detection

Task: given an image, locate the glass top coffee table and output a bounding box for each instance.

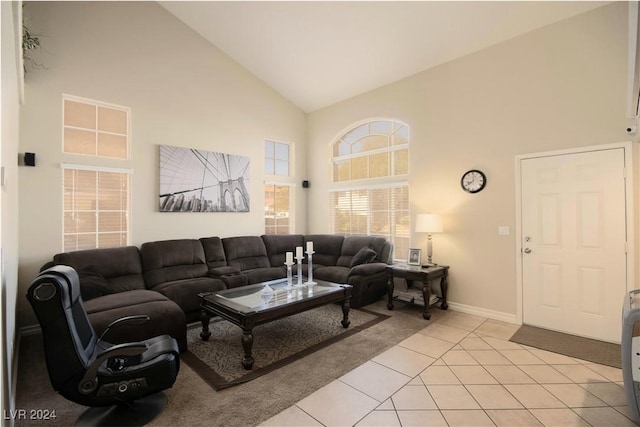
[199,278,353,370]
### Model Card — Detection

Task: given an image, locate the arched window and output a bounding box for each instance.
[329,120,409,260]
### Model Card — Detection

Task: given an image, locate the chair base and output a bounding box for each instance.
[75,392,167,427]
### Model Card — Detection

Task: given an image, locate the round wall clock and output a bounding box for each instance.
[461,169,487,193]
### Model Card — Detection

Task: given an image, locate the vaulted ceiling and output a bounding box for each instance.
[160,1,609,113]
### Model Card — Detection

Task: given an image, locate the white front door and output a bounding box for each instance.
[521,148,627,343]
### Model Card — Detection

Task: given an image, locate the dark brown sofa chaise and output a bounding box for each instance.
[50,246,188,352]
[46,233,393,353]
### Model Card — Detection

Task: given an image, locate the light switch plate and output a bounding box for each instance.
[498,226,510,236]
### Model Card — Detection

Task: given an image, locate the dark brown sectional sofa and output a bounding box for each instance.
[43,234,393,353]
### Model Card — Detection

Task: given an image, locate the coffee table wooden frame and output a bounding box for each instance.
[199,279,352,370]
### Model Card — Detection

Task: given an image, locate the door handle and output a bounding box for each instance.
[523,248,532,254]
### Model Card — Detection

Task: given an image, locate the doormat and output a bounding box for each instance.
[510,325,621,368]
[182,304,388,390]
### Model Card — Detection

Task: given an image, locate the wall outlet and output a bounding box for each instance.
[498,226,510,236]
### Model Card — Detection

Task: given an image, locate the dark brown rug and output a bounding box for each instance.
[182,304,388,390]
[510,325,621,368]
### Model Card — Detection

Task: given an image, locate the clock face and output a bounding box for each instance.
[461,170,486,193]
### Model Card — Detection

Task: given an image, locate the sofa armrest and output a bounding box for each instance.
[349,262,388,277]
[209,266,242,276]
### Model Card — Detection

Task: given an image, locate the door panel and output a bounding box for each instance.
[521,148,626,343]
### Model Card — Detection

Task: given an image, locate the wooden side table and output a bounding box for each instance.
[386,264,449,320]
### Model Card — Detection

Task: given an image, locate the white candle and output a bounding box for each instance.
[286,252,293,264]
[296,246,303,258]
[307,241,313,252]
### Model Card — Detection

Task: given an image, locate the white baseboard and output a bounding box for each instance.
[447,301,519,325]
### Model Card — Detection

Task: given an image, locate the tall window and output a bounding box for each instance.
[330,120,409,260]
[62,95,131,252]
[264,140,294,234]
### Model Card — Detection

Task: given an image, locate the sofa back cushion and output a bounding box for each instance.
[222,236,271,271]
[140,239,209,289]
[304,234,344,267]
[53,246,145,295]
[337,235,392,267]
[261,234,304,267]
[199,236,228,269]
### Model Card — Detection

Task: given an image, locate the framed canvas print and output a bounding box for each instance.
[408,248,421,266]
[159,145,250,213]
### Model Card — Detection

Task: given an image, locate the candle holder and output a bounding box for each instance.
[295,256,304,287]
[284,261,294,288]
[305,250,316,285]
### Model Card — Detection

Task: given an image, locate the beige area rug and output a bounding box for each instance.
[182,304,387,390]
[510,324,621,368]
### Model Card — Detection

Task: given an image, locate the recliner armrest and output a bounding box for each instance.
[348,262,388,277]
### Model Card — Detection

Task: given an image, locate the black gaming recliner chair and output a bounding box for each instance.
[27,265,180,426]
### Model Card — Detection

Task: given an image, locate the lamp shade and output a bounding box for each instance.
[415,213,443,233]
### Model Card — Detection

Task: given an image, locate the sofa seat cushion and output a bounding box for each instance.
[313,266,350,284]
[83,290,187,352]
[152,277,225,319]
[244,267,286,285]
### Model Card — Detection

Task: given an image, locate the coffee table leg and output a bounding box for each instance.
[341,299,351,328]
[200,310,211,341]
[241,328,255,370]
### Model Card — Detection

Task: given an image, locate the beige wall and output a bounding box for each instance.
[307,3,633,319]
[17,1,307,327]
[2,0,22,414]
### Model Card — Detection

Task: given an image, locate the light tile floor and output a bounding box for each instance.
[260,309,634,427]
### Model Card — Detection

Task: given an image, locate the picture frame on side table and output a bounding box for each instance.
[408,248,422,266]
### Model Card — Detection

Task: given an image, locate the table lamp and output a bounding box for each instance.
[415,213,443,266]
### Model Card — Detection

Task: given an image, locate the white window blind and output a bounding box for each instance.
[63,165,131,251]
[330,120,409,260]
[329,184,409,260]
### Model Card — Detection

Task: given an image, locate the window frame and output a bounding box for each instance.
[329,119,410,261]
[61,94,132,252]
[62,94,131,160]
[264,139,296,234]
[264,181,295,235]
